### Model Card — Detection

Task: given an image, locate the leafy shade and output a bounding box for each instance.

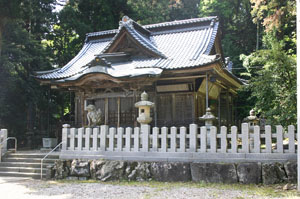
[241,37,296,126]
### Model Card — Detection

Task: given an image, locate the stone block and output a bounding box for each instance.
[284,161,297,183]
[66,176,79,180]
[237,163,261,184]
[96,160,126,181]
[70,159,90,177]
[151,162,191,182]
[46,165,55,180]
[90,160,106,180]
[54,160,69,179]
[262,163,287,184]
[125,162,151,181]
[191,163,237,183]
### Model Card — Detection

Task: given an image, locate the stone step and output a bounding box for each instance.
[6,153,59,159]
[2,158,57,163]
[0,162,53,168]
[0,166,47,173]
[0,171,45,179]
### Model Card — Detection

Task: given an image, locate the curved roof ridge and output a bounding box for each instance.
[86,16,218,40]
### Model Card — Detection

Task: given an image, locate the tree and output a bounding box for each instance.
[0,0,58,144]
[47,0,130,67]
[127,0,199,25]
[199,0,257,77]
[240,0,296,126]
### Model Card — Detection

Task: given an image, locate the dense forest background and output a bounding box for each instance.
[0,0,296,145]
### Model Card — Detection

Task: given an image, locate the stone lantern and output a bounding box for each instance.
[135,91,155,125]
[199,107,216,146]
[244,109,260,149]
[244,109,259,132]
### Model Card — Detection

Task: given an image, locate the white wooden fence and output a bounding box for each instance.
[60,123,297,162]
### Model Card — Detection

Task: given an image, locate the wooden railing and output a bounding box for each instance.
[60,123,297,162]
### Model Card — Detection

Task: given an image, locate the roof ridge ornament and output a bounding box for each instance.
[119,16,134,29]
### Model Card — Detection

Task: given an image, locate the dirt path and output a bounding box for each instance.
[0,177,299,199]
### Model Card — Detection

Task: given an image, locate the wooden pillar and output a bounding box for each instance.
[218,91,221,128]
[172,94,176,122]
[117,97,120,127]
[154,83,158,127]
[193,79,196,122]
[105,98,108,125]
[74,93,78,125]
[231,93,234,125]
[205,73,209,109]
[81,92,85,126]
[226,90,230,126]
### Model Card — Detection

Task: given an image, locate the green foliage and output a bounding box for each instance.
[128,0,199,24]
[47,0,130,66]
[199,0,257,77]
[241,37,296,126]
[239,0,296,126]
[0,0,62,141]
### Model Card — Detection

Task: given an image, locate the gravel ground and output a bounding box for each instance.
[0,177,299,199]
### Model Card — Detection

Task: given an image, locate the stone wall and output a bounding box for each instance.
[48,160,297,185]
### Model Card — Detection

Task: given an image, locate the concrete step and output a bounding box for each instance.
[2,158,57,163]
[0,166,47,173]
[0,171,45,179]
[6,153,59,159]
[0,150,59,179]
[0,162,53,168]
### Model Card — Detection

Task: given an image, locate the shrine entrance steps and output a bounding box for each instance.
[0,150,59,179]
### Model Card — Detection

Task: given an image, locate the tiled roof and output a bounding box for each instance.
[36,16,220,81]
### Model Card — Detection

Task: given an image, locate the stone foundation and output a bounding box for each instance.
[48,160,297,184]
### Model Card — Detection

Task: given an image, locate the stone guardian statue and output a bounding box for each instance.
[86,104,102,127]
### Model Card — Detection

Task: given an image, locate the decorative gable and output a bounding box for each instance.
[102,16,166,58]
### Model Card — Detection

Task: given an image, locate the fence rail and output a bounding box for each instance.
[60,123,297,162]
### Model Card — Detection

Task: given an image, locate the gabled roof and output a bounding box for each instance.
[36,16,221,81]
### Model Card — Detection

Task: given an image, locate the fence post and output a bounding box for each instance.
[242,123,249,153]
[153,127,159,152]
[231,126,237,153]
[117,127,124,152]
[93,127,99,151]
[78,128,84,151]
[189,124,198,152]
[125,127,132,152]
[220,126,227,153]
[265,125,272,153]
[134,127,140,152]
[62,124,70,151]
[288,125,295,153]
[109,128,116,152]
[161,127,167,152]
[70,128,76,151]
[85,128,92,151]
[1,129,8,154]
[210,126,217,153]
[100,125,108,151]
[276,125,283,153]
[179,127,186,152]
[253,126,260,153]
[200,126,207,153]
[170,127,177,152]
[141,124,150,152]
